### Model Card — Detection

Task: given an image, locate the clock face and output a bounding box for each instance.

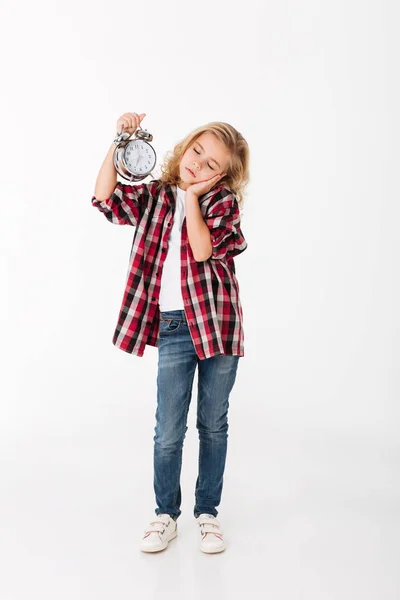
[124,139,156,175]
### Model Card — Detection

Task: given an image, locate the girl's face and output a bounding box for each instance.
[178,132,230,191]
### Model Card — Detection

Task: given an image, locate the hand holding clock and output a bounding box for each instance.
[113,111,157,182]
[116,112,146,136]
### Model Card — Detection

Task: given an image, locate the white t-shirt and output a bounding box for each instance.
[158,185,186,311]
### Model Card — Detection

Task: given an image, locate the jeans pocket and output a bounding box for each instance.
[159,318,182,334]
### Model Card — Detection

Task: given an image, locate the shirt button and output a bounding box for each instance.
[147,321,151,325]
[156,272,159,276]
[162,248,166,252]
[152,297,156,301]
[167,222,171,227]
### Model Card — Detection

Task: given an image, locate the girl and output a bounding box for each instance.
[92,112,249,554]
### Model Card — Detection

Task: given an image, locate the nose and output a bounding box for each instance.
[192,161,200,171]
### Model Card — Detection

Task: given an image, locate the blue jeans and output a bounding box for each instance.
[153,309,240,521]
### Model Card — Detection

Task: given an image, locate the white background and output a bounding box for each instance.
[1,0,399,598]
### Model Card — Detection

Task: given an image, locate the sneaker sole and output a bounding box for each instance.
[140,529,178,553]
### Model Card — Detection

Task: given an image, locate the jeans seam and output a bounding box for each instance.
[171,361,197,510]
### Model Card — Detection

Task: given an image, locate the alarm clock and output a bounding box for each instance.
[113,124,157,182]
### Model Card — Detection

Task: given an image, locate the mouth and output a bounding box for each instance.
[186,167,196,178]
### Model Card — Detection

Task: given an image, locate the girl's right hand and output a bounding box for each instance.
[116,112,146,136]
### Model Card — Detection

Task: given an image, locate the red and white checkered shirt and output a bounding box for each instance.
[91,180,248,360]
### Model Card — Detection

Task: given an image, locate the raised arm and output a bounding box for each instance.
[93,142,118,201]
[91,112,151,226]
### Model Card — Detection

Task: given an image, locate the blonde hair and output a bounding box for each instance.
[153,121,250,210]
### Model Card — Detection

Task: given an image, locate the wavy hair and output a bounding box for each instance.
[152,121,250,211]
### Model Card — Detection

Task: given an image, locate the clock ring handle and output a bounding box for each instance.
[113,123,131,145]
[114,123,153,144]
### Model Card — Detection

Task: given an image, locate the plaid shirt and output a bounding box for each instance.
[91,180,248,360]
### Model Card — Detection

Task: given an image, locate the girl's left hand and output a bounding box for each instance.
[186,173,225,197]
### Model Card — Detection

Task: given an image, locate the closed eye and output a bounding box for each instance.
[194,147,214,170]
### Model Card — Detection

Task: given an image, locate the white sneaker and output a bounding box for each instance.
[140,514,178,553]
[196,514,226,553]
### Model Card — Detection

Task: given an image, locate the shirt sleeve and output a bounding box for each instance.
[204,192,248,261]
[91,180,154,226]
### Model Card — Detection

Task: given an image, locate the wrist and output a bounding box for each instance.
[185,189,199,200]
